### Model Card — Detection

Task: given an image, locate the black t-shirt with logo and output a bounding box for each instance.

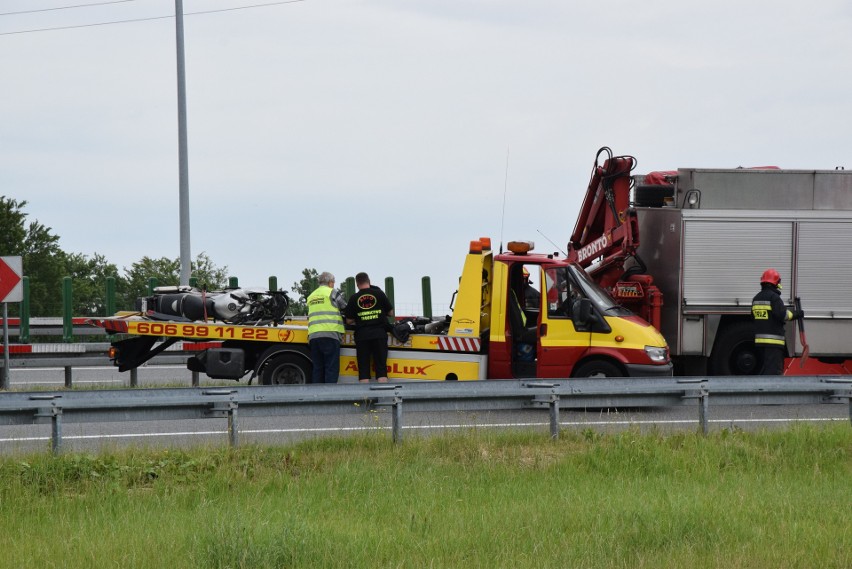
[344,286,393,341]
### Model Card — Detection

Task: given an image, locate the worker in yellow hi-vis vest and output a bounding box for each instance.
[307,272,347,383]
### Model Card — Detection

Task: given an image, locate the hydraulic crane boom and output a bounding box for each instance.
[568,147,662,328]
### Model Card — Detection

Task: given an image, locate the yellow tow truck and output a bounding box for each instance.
[90,237,671,384]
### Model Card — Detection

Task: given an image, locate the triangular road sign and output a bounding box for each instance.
[0,256,23,303]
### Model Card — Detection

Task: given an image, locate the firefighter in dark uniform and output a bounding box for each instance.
[751,268,803,375]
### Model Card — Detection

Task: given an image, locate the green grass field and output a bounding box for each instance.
[1,424,849,568]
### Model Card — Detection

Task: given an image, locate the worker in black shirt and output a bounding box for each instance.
[751,268,803,375]
[344,272,395,383]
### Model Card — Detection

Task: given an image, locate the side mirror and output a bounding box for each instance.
[572,298,592,327]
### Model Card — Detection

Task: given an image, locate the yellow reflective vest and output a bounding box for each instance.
[307,285,344,340]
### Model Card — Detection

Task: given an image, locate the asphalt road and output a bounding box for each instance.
[1,366,849,455]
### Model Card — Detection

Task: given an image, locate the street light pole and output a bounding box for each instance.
[175,0,191,286]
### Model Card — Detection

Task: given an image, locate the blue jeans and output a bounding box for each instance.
[309,338,340,384]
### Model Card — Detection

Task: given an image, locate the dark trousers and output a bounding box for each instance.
[355,337,389,380]
[309,338,340,383]
[760,346,786,376]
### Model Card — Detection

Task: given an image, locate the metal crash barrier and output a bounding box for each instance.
[0,341,209,388]
[0,377,850,454]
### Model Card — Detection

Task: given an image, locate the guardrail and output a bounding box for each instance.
[0,339,218,388]
[1,377,849,454]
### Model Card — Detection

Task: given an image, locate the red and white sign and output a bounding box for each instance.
[0,256,23,303]
[438,336,481,352]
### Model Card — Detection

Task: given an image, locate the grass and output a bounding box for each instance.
[0,424,849,568]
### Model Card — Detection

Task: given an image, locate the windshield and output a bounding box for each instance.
[568,265,634,316]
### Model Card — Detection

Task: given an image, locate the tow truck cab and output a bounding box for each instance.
[454,239,672,378]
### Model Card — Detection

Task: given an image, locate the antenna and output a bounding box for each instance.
[537,229,567,256]
[499,146,509,254]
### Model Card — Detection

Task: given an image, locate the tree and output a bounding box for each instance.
[122,256,180,307]
[0,196,27,255]
[1,196,235,317]
[121,252,229,308]
[64,253,127,315]
[188,252,230,290]
[290,268,319,316]
[0,196,66,316]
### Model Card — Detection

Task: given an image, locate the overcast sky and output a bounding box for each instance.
[3,0,851,314]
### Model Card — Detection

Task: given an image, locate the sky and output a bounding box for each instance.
[2,0,851,315]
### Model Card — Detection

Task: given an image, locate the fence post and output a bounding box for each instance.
[384,277,395,322]
[679,379,710,435]
[20,277,30,344]
[699,391,709,435]
[228,403,239,447]
[391,398,403,443]
[421,277,432,319]
[51,407,63,454]
[62,277,73,343]
[2,303,8,390]
[549,396,560,440]
[105,277,116,316]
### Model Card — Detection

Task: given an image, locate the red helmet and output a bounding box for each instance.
[760,268,781,286]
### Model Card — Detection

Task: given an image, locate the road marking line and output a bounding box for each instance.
[10,381,124,386]
[0,416,846,444]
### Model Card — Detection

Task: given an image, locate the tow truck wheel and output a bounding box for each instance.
[572,360,624,378]
[709,321,762,376]
[259,353,312,385]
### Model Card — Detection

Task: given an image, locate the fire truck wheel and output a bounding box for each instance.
[572,360,624,378]
[259,353,312,385]
[709,321,762,376]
